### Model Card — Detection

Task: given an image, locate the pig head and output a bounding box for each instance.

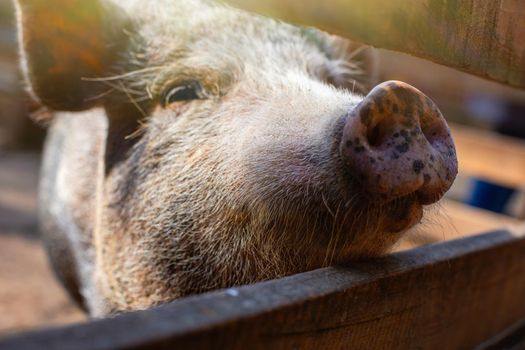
[15,0,457,316]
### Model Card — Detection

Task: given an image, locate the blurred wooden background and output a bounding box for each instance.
[0,0,44,150]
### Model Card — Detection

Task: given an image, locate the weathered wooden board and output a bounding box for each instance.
[1,229,524,350]
[452,123,525,189]
[225,0,525,89]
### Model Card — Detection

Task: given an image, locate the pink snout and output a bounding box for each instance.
[340,81,458,204]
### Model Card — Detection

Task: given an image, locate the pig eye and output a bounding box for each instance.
[161,81,205,107]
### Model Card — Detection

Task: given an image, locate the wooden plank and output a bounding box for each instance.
[1,229,524,350]
[451,124,525,189]
[225,0,525,89]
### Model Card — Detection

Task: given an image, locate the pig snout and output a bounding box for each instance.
[340,80,458,205]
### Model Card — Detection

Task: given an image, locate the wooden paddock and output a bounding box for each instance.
[1,0,525,348]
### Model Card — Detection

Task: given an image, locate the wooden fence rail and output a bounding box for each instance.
[1,229,524,350]
[225,0,525,89]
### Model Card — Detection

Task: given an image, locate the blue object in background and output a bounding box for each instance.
[465,94,525,215]
[467,179,516,214]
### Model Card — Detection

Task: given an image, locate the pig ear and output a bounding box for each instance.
[15,0,131,111]
[349,43,379,94]
[327,36,378,94]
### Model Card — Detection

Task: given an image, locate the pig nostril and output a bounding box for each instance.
[367,125,382,147]
[366,118,395,148]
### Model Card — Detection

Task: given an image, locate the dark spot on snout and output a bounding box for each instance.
[387,82,399,89]
[412,160,425,174]
[354,146,365,153]
[346,140,352,148]
[423,174,431,183]
[393,104,399,114]
[391,84,424,120]
[360,103,372,126]
[400,129,412,143]
[416,96,424,116]
[424,96,434,111]
[395,143,409,153]
[373,89,388,114]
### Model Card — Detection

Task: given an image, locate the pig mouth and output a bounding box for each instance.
[334,165,430,235]
[374,182,446,234]
[380,193,424,233]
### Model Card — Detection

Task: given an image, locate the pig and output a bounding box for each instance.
[14,0,457,316]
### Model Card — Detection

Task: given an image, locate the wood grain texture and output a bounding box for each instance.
[225,0,525,89]
[1,229,524,350]
[452,123,525,188]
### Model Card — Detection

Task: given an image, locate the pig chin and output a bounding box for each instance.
[334,185,425,239]
[380,194,424,233]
